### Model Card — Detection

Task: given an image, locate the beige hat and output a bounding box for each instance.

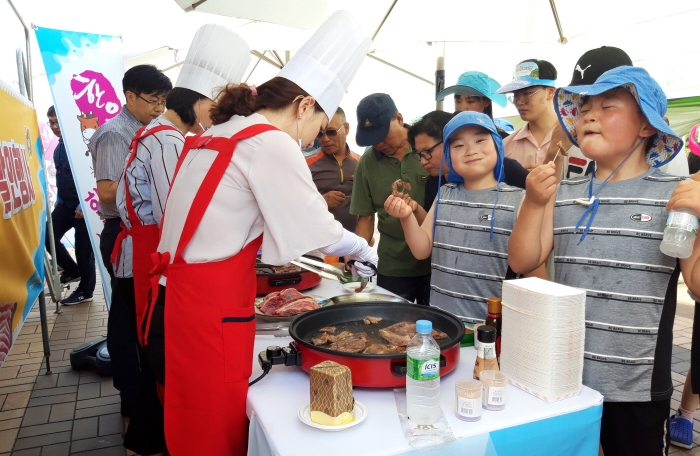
[277,11,371,120]
[176,24,251,99]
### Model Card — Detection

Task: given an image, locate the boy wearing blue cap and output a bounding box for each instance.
[509,66,700,455]
[385,111,521,324]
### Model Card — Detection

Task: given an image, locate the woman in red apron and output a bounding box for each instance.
[145,12,373,455]
[112,24,252,455]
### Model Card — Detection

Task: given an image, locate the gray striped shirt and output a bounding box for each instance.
[114,118,184,278]
[89,107,143,219]
[554,168,683,402]
[430,182,522,323]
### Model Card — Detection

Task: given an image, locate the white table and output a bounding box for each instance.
[247,280,603,456]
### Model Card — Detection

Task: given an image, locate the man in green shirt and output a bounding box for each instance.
[351,93,431,303]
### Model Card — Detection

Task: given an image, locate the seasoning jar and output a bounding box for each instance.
[473,325,499,380]
[485,297,502,361]
[455,379,483,421]
[481,370,506,411]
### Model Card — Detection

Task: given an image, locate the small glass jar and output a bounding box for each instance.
[455,379,483,421]
[481,370,506,411]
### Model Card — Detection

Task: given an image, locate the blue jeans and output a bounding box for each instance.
[46,202,95,294]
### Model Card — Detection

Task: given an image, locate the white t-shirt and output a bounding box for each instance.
[562,145,689,180]
[157,113,343,277]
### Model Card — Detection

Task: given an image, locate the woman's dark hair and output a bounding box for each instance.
[47,105,56,117]
[210,77,324,125]
[518,59,558,81]
[122,64,172,97]
[165,88,208,126]
[688,153,700,175]
[407,111,454,150]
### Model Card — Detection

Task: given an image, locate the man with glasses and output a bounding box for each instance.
[306,107,361,232]
[89,64,171,420]
[496,59,560,170]
[351,93,431,304]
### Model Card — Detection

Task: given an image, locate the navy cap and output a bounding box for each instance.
[355,93,397,147]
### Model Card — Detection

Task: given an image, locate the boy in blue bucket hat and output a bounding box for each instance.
[385,111,522,325]
[509,65,700,455]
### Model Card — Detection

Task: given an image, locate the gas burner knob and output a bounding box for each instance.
[266,345,282,359]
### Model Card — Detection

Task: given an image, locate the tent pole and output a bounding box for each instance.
[245,55,263,83]
[548,0,568,44]
[251,51,283,69]
[372,0,398,40]
[367,54,433,86]
[271,51,285,67]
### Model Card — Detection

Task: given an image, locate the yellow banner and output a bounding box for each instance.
[0,80,46,364]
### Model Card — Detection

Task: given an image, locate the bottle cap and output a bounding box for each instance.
[477,325,496,343]
[416,320,432,334]
[487,297,502,314]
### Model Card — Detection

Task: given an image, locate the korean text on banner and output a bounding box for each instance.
[35,26,128,307]
[0,80,46,367]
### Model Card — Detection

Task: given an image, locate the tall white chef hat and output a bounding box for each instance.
[277,11,372,120]
[176,24,251,99]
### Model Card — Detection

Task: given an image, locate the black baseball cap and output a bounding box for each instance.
[569,46,633,86]
[355,93,397,147]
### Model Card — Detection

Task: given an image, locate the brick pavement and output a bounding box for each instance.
[1,275,699,454]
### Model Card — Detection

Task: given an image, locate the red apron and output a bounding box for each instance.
[112,124,179,345]
[149,124,277,456]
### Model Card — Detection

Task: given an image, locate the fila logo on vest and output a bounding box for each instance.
[630,214,652,222]
[479,214,494,222]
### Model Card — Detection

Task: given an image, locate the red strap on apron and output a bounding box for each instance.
[171,124,278,264]
[143,124,277,345]
[111,124,180,267]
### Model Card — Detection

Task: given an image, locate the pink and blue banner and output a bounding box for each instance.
[35,26,127,307]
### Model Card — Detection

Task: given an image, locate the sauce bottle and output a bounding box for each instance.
[485,297,502,361]
[473,325,499,380]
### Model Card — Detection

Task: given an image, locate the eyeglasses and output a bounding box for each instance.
[507,89,542,105]
[137,94,166,108]
[412,141,442,161]
[317,125,345,139]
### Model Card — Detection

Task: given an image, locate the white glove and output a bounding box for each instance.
[318,229,378,277]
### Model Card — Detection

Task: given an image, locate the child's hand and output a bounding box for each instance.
[667,179,700,215]
[398,193,419,213]
[524,162,557,206]
[384,195,414,219]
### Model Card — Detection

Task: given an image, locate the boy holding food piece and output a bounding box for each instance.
[508,65,700,455]
[384,111,521,325]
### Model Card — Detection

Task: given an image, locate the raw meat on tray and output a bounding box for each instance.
[257,288,320,317]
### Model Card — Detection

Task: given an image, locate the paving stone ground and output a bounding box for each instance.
[1,271,699,454]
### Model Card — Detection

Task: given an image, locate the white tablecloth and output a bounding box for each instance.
[246,280,604,456]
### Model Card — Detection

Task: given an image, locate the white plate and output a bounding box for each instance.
[342,282,377,293]
[298,401,367,432]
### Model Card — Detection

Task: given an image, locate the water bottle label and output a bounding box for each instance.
[407,356,440,381]
[666,212,699,235]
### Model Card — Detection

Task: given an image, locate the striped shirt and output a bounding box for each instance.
[114,118,184,278]
[89,107,143,219]
[553,168,684,402]
[430,183,521,323]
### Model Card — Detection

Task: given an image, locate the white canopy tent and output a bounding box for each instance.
[3,0,699,151]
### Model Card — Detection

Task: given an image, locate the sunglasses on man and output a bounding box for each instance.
[317,125,345,139]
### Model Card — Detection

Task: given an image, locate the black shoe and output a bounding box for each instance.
[61,290,93,306]
[60,274,81,285]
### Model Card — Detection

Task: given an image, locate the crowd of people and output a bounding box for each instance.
[47,10,700,455]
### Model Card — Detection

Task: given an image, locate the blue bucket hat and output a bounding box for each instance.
[436,71,507,108]
[436,111,505,240]
[496,61,557,94]
[555,66,683,167]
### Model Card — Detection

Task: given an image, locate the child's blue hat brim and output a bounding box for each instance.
[436,71,508,108]
[554,66,683,168]
[442,111,504,184]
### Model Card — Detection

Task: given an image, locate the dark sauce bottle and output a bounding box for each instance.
[485,297,502,361]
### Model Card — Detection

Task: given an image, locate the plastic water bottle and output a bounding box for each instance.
[406,320,442,425]
[660,209,698,259]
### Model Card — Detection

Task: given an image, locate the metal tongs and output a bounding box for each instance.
[290,257,377,292]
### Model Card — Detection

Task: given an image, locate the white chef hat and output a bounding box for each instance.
[176,24,251,99]
[277,11,372,120]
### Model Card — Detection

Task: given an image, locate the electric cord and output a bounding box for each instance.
[249,359,272,387]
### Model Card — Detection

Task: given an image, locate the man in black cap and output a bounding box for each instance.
[350,93,431,303]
